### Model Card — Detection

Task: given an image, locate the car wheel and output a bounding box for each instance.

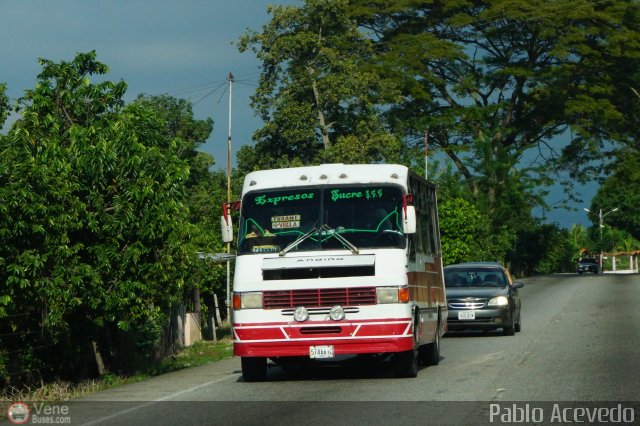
[241,357,267,382]
[515,310,521,333]
[503,310,515,336]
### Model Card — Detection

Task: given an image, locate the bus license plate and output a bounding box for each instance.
[458,311,475,320]
[310,345,334,359]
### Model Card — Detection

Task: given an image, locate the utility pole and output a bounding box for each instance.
[424,129,429,180]
[594,208,619,239]
[226,72,234,323]
[584,207,618,271]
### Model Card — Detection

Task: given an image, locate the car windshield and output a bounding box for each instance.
[579,258,597,264]
[444,268,507,288]
[237,184,406,255]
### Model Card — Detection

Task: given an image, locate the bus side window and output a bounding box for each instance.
[418,211,430,255]
[408,233,416,261]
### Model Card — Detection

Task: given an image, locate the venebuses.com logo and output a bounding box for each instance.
[6,402,30,424]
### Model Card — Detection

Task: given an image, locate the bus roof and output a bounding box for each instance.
[242,164,413,194]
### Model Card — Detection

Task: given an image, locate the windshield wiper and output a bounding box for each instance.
[319,224,359,255]
[279,226,319,257]
[279,224,360,256]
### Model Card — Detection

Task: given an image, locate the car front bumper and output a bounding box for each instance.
[446,307,512,331]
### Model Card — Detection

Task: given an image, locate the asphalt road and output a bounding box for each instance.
[13,273,640,425]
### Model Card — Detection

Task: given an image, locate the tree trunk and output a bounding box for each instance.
[92,340,106,376]
[308,67,331,149]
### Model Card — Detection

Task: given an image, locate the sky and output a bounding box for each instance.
[1,0,596,229]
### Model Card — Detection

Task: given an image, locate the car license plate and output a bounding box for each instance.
[458,311,475,320]
[310,345,334,359]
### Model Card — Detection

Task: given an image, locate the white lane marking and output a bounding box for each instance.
[79,373,237,425]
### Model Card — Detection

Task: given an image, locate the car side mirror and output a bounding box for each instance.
[513,281,524,289]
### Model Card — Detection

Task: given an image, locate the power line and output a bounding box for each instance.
[235,81,259,88]
[191,80,228,106]
[166,72,261,100]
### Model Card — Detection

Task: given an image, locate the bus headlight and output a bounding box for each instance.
[293,306,309,322]
[376,287,410,304]
[329,305,345,321]
[233,292,263,309]
[488,296,509,306]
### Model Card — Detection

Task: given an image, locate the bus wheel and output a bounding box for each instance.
[241,357,267,382]
[419,321,441,366]
[393,349,418,378]
[392,321,418,378]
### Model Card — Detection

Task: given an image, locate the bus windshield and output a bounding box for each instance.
[238,185,406,255]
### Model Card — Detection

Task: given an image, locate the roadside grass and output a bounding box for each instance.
[1,330,233,408]
[145,335,233,377]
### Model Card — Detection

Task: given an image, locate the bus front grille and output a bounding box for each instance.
[263,287,377,309]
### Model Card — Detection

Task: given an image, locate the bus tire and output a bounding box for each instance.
[393,317,418,378]
[241,357,267,382]
[392,349,418,378]
[420,319,441,366]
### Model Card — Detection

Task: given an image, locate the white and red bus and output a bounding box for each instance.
[221,164,446,381]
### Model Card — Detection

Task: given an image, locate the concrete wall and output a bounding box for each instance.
[184,312,202,346]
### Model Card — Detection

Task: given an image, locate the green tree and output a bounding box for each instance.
[0,52,195,383]
[508,224,574,276]
[569,224,591,258]
[131,94,213,169]
[433,162,514,264]
[352,0,640,182]
[129,95,228,318]
[355,0,639,269]
[600,227,639,254]
[347,0,640,247]
[239,1,640,264]
[236,0,402,174]
[438,197,492,265]
[589,149,640,240]
[0,83,9,127]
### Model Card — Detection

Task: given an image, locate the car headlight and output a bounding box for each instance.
[487,296,509,306]
[233,292,263,309]
[376,287,410,304]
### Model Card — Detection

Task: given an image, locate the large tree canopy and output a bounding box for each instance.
[240,0,640,181]
[350,0,640,220]
[236,0,404,174]
[236,0,640,271]
[239,0,640,243]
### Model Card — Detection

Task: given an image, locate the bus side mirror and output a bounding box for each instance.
[403,205,416,234]
[220,215,234,243]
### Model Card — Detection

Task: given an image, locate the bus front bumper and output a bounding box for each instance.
[233,318,415,357]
